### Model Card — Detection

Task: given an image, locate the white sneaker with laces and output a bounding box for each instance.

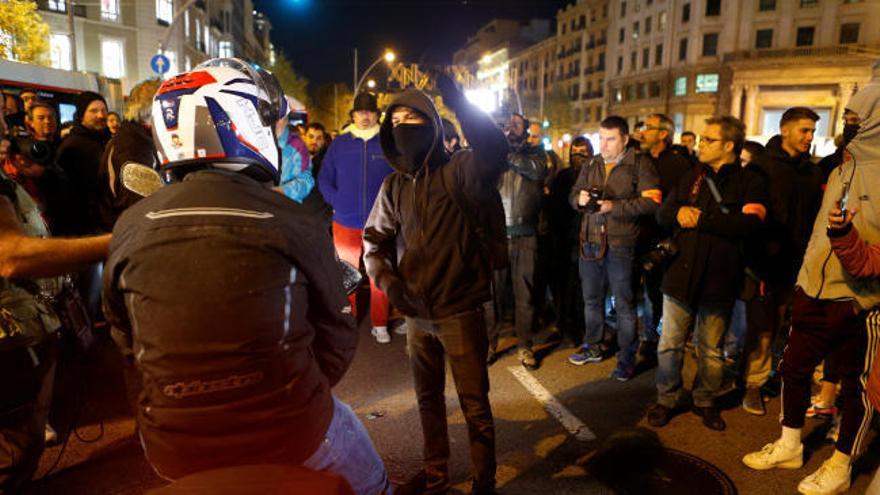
[797,457,851,495]
[742,438,803,470]
[393,322,408,335]
[371,326,391,344]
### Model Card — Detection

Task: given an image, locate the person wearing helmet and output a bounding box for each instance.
[102,59,390,494]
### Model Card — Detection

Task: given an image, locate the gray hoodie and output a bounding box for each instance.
[797,79,880,309]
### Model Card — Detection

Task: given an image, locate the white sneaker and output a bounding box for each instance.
[797,457,851,495]
[371,326,391,344]
[393,321,408,335]
[825,416,841,443]
[742,438,804,470]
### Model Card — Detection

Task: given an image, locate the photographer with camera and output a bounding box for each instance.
[567,116,661,382]
[646,117,767,432]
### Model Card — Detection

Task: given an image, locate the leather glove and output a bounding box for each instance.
[386,278,421,317]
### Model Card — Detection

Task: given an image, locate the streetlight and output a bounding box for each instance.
[355,50,395,94]
[366,79,376,89]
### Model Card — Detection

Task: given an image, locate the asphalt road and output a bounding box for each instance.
[25,323,878,494]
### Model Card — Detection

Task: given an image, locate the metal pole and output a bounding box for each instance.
[353,48,358,94]
[355,56,385,94]
[334,83,339,130]
[67,0,77,71]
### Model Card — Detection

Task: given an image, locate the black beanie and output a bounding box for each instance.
[74,91,107,123]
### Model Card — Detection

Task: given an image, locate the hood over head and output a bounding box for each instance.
[845,80,880,164]
[380,89,447,175]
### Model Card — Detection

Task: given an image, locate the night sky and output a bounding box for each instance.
[254,0,569,86]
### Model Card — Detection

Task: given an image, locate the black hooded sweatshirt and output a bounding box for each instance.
[55,123,111,234]
[363,89,509,320]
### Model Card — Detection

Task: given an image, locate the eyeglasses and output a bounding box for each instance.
[700,135,724,145]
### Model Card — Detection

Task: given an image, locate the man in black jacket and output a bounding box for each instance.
[647,116,767,431]
[567,117,661,382]
[55,91,111,235]
[488,113,548,369]
[103,62,388,494]
[636,113,693,361]
[363,74,508,495]
[739,107,824,415]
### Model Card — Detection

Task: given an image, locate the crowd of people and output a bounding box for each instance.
[2,56,880,495]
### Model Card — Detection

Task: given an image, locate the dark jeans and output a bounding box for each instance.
[488,236,537,350]
[780,289,879,456]
[741,281,793,387]
[638,261,663,343]
[406,309,496,493]
[0,338,57,494]
[579,244,638,368]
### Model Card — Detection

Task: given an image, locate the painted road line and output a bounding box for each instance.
[507,367,596,441]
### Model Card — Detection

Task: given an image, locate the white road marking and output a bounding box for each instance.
[507,367,596,441]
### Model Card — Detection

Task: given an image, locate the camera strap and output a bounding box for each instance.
[704,176,729,214]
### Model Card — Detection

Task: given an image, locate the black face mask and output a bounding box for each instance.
[843,123,860,146]
[393,123,435,173]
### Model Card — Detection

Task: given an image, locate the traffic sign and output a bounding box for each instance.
[151,53,171,75]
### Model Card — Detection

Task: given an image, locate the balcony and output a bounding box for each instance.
[38,0,85,16]
[723,45,876,63]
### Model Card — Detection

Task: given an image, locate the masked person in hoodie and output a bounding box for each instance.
[485,113,548,369]
[319,92,395,344]
[743,72,880,495]
[363,73,509,495]
[737,108,824,416]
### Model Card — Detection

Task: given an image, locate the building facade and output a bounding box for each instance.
[37,0,272,96]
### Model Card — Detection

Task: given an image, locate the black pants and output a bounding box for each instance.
[741,281,793,388]
[638,262,664,343]
[779,289,880,455]
[406,309,496,492]
[0,338,57,494]
[488,236,538,350]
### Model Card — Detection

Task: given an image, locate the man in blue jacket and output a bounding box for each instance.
[319,92,395,343]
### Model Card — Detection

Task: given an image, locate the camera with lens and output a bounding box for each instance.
[641,237,679,272]
[579,186,604,213]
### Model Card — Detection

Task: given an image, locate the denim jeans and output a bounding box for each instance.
[656,296,730,408]
[303,397,390,495]
[579,244,638,368]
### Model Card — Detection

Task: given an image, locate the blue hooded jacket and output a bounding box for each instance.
[318,128,393,229]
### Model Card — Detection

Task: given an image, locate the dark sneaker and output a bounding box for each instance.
[636,340,658,367]
[646,403,673,427]
[611,364,635,382]
[742,386,766,416]
[568,344,603,365]
[518,348,539,370]
[693,406,726,431]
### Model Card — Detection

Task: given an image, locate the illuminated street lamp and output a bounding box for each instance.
[355,50,396,93]
[366,79,376,89]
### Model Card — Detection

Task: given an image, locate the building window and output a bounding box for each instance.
[101,38,125,78]
[705,0,721,16]
[185,55,191,72]
[47,0,65,12]
[621,1,627,17]
[219,40,233,58]
[800,0,818,6]
[702,33,718,56]
[682,3,691,22]
[638,83,647,99]
[796,26,815,46]
[678,38,687,61]
[759,0,776,11]
[184,10,190,38]
[696,73,719,93]
[165,50,178,76]
[633,21,640,39]
[674,76,687,96]
[614,88,623,103]
[756,29,773,49]
[646,16,652,34]
[156,0,173,25]
[617,55,623,74]
[649,81,662,98]
[642,47,650,68]
[840,23,860,44]
[674,113,684,132]
[659,11,667,31]
[630,51,637,70]
[49,33,71,70]
[101,0,119,21]
[619,27,625,43]
[204,25,211,54]
[598,52,605,70]
[655,44,663,65]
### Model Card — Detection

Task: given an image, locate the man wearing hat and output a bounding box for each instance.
[55,91,110,235]
[318,92,395,344]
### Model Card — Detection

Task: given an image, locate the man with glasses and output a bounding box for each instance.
[646,116,767,431]
[636,114,693,363]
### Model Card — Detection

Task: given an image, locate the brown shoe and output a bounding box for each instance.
[742,386,766,416]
